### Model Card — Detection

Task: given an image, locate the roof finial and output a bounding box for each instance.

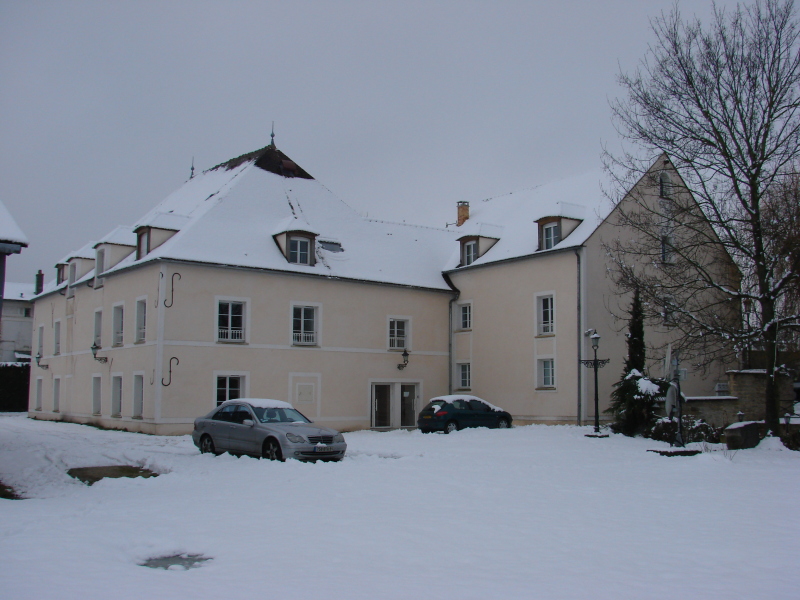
[189,156,195,180]
[270,121,276,148]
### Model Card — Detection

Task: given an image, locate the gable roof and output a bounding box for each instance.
[0,199,28,247]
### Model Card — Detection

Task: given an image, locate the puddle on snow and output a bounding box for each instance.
[67,465,158,485]
[140,554,212,570]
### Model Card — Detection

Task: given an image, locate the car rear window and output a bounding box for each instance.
[422,401,449,412]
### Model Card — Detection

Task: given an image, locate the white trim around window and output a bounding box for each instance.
[387,315,412,351]
[53,320,61,355]
[92,374,102,415]
[536,292,556,336]
[93,309,103,347]
[34,377,43,411]
[291,302,322,346]
[456,362,471,390]
[52,377,61,412]
[458,302,472,330]
[112,302,124,347]
[111,373,123,417]
[132,371,145,419]
[135,296,147,343]
[215,296,250,343]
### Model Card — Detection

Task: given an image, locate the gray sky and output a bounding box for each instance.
[0,0,731,283]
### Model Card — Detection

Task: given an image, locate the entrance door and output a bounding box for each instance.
[401,384,417,427]
[373,384,391,428]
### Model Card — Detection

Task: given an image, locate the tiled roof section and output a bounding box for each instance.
[211,145,314,179]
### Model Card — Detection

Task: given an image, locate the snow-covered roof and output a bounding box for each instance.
[223,398,294,410]
[56,241,96,265]
[0,199,28,247]
[2,282,35,301]
[104,145,459,291]
[94,225,136,247]
[444,170,610,271]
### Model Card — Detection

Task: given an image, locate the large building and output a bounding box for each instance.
[28,143,733,434]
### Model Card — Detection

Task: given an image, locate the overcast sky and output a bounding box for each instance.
[0,0,734,283]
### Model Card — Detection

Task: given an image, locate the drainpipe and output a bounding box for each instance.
[575,247,582,426]
[442,273,461,395]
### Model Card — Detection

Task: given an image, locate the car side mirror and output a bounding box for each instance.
[242,419,254,427]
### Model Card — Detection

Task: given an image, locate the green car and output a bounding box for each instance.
[417,395,512,433]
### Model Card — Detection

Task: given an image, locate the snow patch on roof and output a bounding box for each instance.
[0,199,28,246]
[95,225,136,247]
[2,282,35,301]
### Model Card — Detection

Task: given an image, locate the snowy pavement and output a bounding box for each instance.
[1,413,798,599]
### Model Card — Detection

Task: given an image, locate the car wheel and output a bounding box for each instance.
[262,438,284,461]
[199,435,216,455]
[497,418,510,429]
[443,421,458,434]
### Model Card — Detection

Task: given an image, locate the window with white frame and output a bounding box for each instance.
[35,378,42,411]
[111,375,122,416]
[135,299,146,342]
[542,222,561,250]
[460,304,472,330]
[53,321,61,355]
[132,374,144,418]
[389,318,408,349]
[67,263,76,298]
[462,240,478,266]
[538,295,555,335]
[293,306,317,345]
[94,248,105,288]
[112,305,124,346]
[458,363,471,389]
[136,228,150,260]
[53,378,61,412]
[289,236,312,265]
[218,300,245,341]
[92,376,102,415]
[538,358,555,388]
[93,310,102,347]
[216,375,242,406]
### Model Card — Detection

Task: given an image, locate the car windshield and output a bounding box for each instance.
[251,406,311,424]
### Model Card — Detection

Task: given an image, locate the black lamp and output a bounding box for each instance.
[397,349,410,370]
[35,351,49,369]
[91,341,108,363]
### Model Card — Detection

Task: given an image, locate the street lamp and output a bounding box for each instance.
[397,349,410,370]
[35,351,49,370]
[91,341,108,363]
[580,331,610,435]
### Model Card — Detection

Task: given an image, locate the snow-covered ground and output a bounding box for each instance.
[1,413,798,599]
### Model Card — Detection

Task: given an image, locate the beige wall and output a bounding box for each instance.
[30,261,452,434]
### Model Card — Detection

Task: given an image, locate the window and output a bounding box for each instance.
[460,304,472,330]
[53,321,61,355]
[389,319,408,349]
[218,301,245,341]
[661,235,676,264]
[53,378,60,412]
[37,325,44,357]
[132,374,144,418]
[217,376,242,406]
[289,236,312,265]
[67,263,76,298]
[136,228,151,260]
[458,363,471,389]
[111,375,122,416]
[23,307,32,318]
[542,222,561,250]
[293,306,317,345]
[659,172,672,198]
[112,305,124,346]
[93,310,102,347]
[538,358,555,388]
[35,378,42,411]
[462,240,478,266]
[662,295,675,325]
[538,295,554,335]
[92,376,102,415]
[319,240,343,252]
[57,265,67,284]
[94,249,105,288]
[135,299,146,342]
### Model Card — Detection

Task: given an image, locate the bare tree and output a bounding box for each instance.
[604,0,800,436]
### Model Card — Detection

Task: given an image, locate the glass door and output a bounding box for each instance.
[401,384,417,427]
[373,384,391,428]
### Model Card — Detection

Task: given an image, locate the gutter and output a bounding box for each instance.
[442,272,461,395]
[575,247,582,426]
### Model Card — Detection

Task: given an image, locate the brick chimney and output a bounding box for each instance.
[457,201,470,226]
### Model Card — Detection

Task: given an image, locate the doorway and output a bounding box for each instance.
[371,382,419,429]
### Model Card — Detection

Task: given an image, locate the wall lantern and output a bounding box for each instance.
[397,349,410,370]
[35,351,49,370]
[91,341,108,363]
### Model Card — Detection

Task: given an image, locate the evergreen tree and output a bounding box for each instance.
[607,288,666,436]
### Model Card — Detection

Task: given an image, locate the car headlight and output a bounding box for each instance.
[333,433,345,443]
[286,432,306,443]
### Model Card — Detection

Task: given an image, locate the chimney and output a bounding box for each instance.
[35,270,44,295]
[457,201,470,227]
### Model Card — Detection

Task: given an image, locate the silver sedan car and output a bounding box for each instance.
[192,398,346,462]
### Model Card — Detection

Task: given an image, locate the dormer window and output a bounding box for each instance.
[289,235,312,265]
[136,228,151,260]
[542,222,561,249]
[56,264,67,284]
[462,239,478,266]
[94,248,105,289]
[67,263,76,298]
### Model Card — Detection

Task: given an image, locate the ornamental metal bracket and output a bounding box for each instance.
[161,357,179,386]
[164,272,181,308]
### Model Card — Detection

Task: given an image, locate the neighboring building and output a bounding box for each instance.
[28,143,734,434]
[0,198,29,354]
[0,282,34,362]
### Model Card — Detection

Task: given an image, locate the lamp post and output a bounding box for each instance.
[580,332,610,435]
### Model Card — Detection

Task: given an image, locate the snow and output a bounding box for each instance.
[429,394,506,411]
[222,398,293,410]
[2,282,35,301]
[0,198,28,246]
[636,377,662,396]
[1,413,798,599]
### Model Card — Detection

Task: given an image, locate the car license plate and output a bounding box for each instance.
[314,445,336,453]
[422,415,432,419]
